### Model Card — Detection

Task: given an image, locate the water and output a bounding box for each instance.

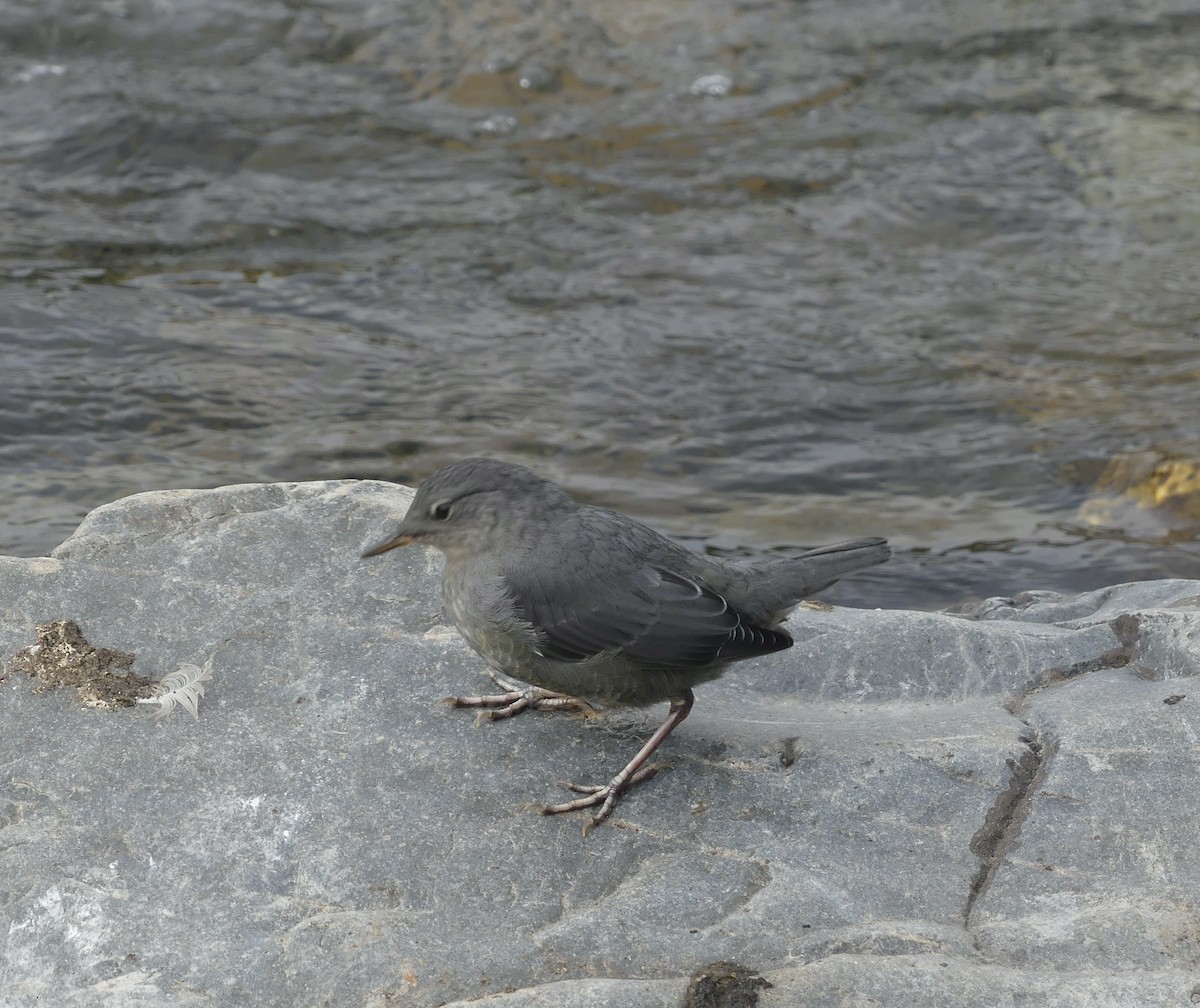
[2,0,1198,610]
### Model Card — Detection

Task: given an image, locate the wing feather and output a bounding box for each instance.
[504,562,791,669]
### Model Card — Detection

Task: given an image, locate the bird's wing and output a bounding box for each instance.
[502,562,791,668]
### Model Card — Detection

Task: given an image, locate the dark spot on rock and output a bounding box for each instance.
[776,736,798,768]
[1110,613,1141,646]
[1164,694,1186,705]
[681,961,772,1008]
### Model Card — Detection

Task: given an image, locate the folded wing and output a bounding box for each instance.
[504,563,792,669]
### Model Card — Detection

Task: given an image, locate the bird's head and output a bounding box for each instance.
[361,457,574,562]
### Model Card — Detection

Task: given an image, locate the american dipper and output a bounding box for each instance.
[363,458,890,830]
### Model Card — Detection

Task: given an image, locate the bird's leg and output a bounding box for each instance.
[443,669,591,721]
[541,690,695,832]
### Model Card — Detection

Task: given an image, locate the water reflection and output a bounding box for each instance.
[0,1,1197,608]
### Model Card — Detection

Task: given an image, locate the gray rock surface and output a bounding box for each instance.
[1,480,1198,1008]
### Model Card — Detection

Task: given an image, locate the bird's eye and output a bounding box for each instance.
[431,502,452,521]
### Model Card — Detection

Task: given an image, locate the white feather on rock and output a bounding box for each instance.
[138,658,213,721]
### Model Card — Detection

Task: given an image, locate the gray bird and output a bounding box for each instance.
[363,458,890,830]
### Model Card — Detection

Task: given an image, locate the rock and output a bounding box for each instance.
[1,480,1197,1007]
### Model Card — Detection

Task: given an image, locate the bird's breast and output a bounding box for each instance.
[440,561,536,677]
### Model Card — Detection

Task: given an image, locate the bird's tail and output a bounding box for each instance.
[798,536,891,584]
[753,536,891,613]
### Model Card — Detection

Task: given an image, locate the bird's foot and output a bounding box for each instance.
[443,680,590,722]
[540,763,665,833]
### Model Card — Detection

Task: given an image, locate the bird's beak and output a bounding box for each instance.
[361,533,416,558]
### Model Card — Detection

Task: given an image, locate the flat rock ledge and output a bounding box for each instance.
[1,481,1198,1008]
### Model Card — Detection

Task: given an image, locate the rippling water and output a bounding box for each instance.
[2,0,1198,609]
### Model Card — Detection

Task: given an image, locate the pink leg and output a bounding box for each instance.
[541,690,695,833]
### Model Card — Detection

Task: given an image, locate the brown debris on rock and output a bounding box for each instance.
[9,619,154,709]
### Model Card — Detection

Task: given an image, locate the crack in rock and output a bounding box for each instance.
[963,728,1059,928]
[1003,615,1138,720]
[1029,643,1134,696]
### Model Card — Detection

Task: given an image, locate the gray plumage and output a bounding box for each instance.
[363,457,890,828]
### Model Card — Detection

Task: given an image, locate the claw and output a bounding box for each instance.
[540,784,623,833]
[447,679,695,833]
[541,762,666,830]
[442,670,592,720]
[443,687,588,720]
[539,691,694,833]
